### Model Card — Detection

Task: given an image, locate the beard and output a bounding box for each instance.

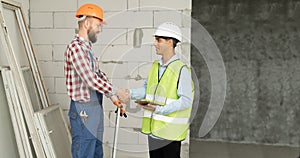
[88,29,98,43]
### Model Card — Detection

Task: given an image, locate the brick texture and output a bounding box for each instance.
[28,0,192,157]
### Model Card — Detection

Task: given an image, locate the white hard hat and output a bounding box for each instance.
[154,22,182,42]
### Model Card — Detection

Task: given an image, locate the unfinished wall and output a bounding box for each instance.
[29,0,192,157]
[191,0,300,147]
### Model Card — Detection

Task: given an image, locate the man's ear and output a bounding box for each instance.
[167,39,173,47]
[83,18,91,29]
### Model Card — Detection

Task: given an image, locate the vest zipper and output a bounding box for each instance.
[150,60,180,133]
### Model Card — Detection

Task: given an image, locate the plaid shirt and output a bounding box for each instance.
[64,34,113,102]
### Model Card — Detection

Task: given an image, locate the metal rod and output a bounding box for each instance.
[112,107,121,158]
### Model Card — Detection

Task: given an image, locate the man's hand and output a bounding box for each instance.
[116,88,130,103]
[109,95,119,103]
[110,95,127,117]
[120,102,127,111]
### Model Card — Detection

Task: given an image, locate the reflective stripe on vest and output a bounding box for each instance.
[146,94,176,105]
[143,111,189,124]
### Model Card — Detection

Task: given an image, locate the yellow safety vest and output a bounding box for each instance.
[141,59,193,141]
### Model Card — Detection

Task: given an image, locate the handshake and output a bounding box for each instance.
[115,88,131,103]
[110,88,157,113]
[109,88,130,117]
[114,88,158,112]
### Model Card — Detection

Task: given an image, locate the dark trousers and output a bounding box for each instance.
[148,136,181,158]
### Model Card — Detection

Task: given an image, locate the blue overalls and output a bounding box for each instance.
[68,51,104,158]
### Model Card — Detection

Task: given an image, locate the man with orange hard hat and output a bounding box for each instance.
[64,4,125,158]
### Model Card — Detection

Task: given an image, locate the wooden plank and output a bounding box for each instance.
[22,67,43,112]
[35,105,72,158]
[0,68,20,158]
[2,0,49,109]
[15,6,49,108]
[0,1,45,157]
[1,67,25,157]
[4,68,33,158]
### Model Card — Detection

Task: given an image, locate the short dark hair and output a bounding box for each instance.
[155,36,180,48]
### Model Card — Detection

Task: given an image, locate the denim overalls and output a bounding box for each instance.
[68,51,104,158]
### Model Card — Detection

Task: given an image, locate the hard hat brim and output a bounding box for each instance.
[102,20,107,25]
[93,16,107,25]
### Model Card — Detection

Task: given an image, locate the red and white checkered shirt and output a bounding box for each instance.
[64,34,113,102]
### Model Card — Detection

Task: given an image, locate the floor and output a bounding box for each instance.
[190,140,300,158]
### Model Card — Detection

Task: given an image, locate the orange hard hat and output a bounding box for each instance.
[76,4,106,24]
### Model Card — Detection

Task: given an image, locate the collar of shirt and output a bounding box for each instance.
[158,54,179,67]
[75,34,92,51]
[158,54,179,79]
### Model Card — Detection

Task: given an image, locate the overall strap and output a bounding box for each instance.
[88,51,94,71]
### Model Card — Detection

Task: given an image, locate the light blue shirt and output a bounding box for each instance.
[130,55,193,115]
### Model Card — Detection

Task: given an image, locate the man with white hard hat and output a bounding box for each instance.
[117,22,194,158]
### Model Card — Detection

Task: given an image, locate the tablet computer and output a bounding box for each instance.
[134,100,157,105]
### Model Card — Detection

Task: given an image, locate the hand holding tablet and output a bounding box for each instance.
[134,100,157,106]
[135,100,158,112]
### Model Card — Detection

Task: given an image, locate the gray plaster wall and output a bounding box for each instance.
[190,0,300,147]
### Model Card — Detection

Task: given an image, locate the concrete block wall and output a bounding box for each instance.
[28,0,192,157]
